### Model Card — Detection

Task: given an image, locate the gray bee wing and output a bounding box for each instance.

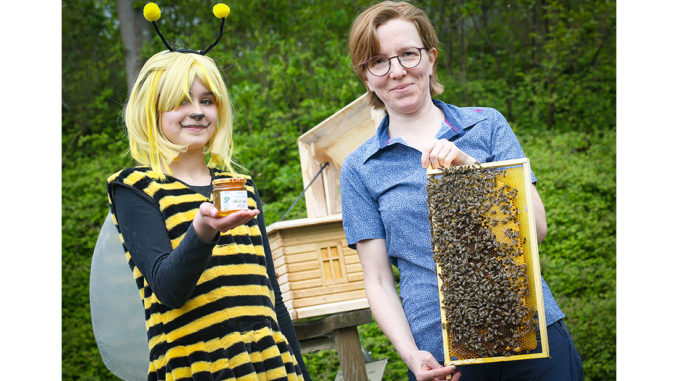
[89,212,148,381]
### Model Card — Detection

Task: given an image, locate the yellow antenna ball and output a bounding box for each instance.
[213,3,230,19]
[143,2,161,22]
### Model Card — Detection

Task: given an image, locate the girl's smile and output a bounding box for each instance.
[160,78,218,152]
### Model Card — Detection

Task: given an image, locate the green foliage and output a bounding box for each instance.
[62,154,133,380]
[62,0,615,379]
[302,350,340,381]
[420,0,616,133]
[522,129,616,381]
[358,321,410,379]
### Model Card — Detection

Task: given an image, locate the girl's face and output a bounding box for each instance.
[364,18,437,116]
[160,78,218,152]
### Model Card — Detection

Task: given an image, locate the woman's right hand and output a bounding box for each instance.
[193,202,260,242]
[421,139,476,169]
[404,349,461,381]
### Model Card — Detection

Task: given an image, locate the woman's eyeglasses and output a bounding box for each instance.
[363,47,427,77]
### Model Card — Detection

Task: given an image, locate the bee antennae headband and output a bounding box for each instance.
[143,2,230,55]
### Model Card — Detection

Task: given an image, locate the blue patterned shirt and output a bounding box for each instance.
[340,99,565,362]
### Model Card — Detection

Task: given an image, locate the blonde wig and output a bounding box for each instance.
[124,50,235,178]
[349,1,444,109]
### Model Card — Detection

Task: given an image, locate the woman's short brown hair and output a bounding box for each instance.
[349,1,443,109]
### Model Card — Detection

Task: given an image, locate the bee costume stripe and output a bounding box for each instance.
[107,168,304,380]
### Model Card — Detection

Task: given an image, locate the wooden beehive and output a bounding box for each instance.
[297,93,385,219]
[266,93,385,320]
[267,215,368,320]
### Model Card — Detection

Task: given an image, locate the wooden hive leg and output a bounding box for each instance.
[334,326,368,381]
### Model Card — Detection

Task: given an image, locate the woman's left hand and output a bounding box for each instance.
[404,349,461,381]
[421,139,476,169]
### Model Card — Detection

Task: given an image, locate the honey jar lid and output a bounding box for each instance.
[212,177,247,186]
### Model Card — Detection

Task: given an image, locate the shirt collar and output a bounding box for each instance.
[362,99,487,162]
[433,99,490,137]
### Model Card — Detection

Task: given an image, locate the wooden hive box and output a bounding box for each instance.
[266,93,385,320]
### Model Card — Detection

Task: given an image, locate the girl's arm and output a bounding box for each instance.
[112,183,260,308]
[112,184,217,308]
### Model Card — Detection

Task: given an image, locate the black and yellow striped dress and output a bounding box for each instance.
[106,167,304,381]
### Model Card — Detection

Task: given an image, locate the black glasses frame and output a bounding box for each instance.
[363,47,427,77]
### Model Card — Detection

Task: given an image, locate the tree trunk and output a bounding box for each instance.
[116,0,151,92]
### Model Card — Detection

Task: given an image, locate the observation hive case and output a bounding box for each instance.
[426,158,549,365]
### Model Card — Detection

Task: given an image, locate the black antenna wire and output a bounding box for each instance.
[151,21,174,51]
[203,18,225,55]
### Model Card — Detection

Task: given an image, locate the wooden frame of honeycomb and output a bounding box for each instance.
[427,158,549,366]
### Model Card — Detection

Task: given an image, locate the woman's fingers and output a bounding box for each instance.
[428,142,444,168]
[421,139,477,169]
[422,140,463,169]
[405,350,460,381]
[421,140,436,168]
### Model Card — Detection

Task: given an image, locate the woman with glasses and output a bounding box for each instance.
[340,2,583,381]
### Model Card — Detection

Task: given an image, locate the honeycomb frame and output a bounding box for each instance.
[427,158,549,366]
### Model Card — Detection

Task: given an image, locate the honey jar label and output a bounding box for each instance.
[218,190,248,212]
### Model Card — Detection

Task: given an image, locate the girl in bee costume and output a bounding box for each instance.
[106,3,309,380]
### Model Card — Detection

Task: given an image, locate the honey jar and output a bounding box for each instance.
[212,178,248,216]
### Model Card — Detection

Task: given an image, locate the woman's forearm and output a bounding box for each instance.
[531,184,548,243]
[365,275,420,362]
[357,239,419,362]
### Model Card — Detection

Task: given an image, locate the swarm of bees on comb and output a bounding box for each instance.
[427,163,538,359]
